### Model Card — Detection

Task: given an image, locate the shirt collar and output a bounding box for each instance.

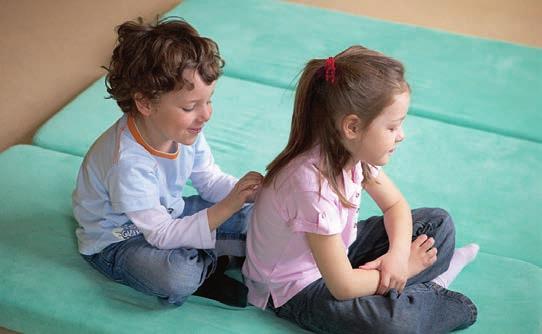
[127,115,179,160]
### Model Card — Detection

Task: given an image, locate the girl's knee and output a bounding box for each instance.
[432,208,455,238]
[413,207,455,238]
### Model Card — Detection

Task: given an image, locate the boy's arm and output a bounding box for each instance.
[127,206,216,250]
[127,172,262,250]
[191,161,238,202]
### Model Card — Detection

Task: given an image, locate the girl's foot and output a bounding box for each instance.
[431,243,480,288]
[408,234,437,278]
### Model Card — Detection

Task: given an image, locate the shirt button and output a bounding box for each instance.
[355,192,360,198]
[321,212,326,219]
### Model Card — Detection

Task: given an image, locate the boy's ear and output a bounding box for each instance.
[133,92,153,117]
[341,114,362,140]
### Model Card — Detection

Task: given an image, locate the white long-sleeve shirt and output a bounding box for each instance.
[73,115,237,255]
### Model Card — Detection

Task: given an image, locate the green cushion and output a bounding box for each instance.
[17,0,542,331]
[33,78,120,157]
[0,145,302,334]
[0,146,539,333]
[33,75,542,266]
[450,252,542,333]
[166,0,542,143]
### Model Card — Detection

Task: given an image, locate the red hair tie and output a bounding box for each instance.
[324,57,336,84]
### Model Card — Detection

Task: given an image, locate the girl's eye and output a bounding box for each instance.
[206,100,212,105]
[182,106,195,112]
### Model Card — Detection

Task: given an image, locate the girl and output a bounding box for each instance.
[243,46,478,333]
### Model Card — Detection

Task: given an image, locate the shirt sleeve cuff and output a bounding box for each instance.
[197,208,216,249]
[289,214,343,235]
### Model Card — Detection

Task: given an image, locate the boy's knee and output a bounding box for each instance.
[157,251,209,301]
[159,269,203,301]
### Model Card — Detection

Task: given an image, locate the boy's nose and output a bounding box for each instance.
[200,104,212,122]
[396,126,405,142]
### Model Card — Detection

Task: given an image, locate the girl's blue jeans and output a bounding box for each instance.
[269,207,478,334]
[82,195,251,306]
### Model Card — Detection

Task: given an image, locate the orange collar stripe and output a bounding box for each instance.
[127,116,179,160]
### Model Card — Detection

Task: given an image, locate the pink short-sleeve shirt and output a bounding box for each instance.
[242,146,377,309]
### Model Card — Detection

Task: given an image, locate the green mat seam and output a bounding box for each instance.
[223,71,542,144]
[477,250,541,270]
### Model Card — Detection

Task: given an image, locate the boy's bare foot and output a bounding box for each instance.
[408,234,437,278]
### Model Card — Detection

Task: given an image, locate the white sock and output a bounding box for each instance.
[431,243,480,288]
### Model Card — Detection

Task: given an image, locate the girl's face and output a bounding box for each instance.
[135,69,216,152]
[350,91,410,167]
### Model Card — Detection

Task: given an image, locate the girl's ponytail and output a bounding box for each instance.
[264,59,323,186]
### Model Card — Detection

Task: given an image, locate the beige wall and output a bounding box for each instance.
[0,0,180,153]
[0,0,541,153]
[289,0,542,47]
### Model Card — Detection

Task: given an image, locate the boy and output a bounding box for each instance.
[73,17,262,307]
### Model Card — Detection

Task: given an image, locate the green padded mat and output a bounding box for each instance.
[0,145,304,334]
[9,0,542,332]
[32,75,542,266]
[0,145,540,333]
[164,0,542,143]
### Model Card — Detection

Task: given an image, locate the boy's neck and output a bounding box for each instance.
[129,115,178,157]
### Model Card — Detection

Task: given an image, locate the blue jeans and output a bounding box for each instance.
[82,195,251,306]
[269,208,477,334]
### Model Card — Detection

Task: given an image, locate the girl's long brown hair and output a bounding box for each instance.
[264,45,409,207]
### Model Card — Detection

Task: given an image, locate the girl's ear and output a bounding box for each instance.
[133,93,153,117]
[341,114,362,140]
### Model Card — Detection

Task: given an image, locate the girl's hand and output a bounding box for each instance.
[359,250,409,295]
[223,171,263,211]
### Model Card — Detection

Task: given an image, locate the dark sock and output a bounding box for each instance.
[193,257,248,307]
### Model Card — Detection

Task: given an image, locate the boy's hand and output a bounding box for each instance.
[223,171,263,211]
[207,172,263,231]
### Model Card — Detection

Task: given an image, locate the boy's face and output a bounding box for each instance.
[137,68,216,151]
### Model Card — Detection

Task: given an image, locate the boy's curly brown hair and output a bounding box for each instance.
[103,17,224,114]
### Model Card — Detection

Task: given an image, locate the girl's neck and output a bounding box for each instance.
[343,157,358,173]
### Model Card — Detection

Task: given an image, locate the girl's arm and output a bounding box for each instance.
[362,170,412,294]
[307,232,381,300]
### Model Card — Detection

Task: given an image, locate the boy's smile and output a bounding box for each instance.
[134,68,216,153]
